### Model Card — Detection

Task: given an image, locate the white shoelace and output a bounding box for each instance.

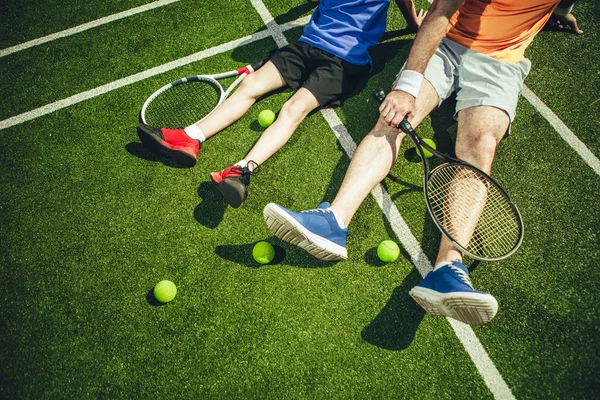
[448,264,473,288]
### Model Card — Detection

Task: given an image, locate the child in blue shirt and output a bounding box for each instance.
[138,0,424,208]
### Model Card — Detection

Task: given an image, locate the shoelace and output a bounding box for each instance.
[298,206,349,235]
[232,160,258,186]
[448,264,473,288]
[300,208,329,214]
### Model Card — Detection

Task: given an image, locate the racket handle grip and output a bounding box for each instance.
[399,119,415,135]
[372,88,386,103]
[372,88,415,132]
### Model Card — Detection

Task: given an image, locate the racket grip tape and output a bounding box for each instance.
[236,58,268,75]
[399,119,415,136]
[372,88,386,103]
[371,88,417,136]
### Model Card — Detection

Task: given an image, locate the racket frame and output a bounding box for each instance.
[374,89,524,261]
[140,59,266,127]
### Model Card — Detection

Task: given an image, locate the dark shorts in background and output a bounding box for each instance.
[269,42,370,108]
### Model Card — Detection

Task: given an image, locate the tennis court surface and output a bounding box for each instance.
[1,0,599,398]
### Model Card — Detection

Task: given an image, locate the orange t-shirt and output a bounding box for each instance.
[446,0,560,63]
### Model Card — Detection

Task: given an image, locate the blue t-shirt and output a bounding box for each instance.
[299,0,390,67]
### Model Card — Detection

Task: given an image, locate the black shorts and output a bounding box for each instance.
[269,41,370,108]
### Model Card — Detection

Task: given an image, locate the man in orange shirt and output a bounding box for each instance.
[263,0,579,325]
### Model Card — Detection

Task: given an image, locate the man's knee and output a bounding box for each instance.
[368,116,403,139]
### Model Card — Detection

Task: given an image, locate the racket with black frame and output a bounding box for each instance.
[140,58,267,130]
[373,88,524,261]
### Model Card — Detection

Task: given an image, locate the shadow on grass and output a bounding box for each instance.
[125,141,191,169]
[146,288,169,307]
[215,239,338,269]
[194,181,227,229]
[214,240,285,268]
[361,268,425,350]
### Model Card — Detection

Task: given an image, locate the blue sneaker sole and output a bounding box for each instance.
[409,286,498,325]
[263,203,347,261]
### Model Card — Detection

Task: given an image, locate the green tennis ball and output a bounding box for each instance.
[258,109,276,128]
[253,241,275,264]
[421,138,436,159]
[377,240,400,262]
[154,280,177,303]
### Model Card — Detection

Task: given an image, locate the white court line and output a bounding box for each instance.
[0,32,268,130]
[0,16,311,131]
[250,1,515,398]
[522,85,600,176]
[0,0,182,58]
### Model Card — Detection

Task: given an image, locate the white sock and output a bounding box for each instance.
[235,160,258,171]
[184,125,206,142]
[328,208,346,229]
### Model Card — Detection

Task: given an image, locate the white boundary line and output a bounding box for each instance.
[0,16,312,131]
[250,1,515,398]
[522,85,600,176]
[0,0,182,58]
[0,31,267,130]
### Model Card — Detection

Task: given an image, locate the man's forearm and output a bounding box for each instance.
[404,0,464,73]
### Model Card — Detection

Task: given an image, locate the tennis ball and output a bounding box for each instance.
[258,109,276,128]
[154,280,177,303]
[253,241,275,264]
[420,138,436,159]
[377,240,400,262]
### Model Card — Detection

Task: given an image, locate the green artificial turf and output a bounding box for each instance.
[1,0,599,398]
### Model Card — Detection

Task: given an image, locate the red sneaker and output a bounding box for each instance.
[137,124,200,167]
[210,162,257,208]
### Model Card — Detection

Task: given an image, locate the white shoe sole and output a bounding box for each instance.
[263,203,347,261]
[409,286,498,325]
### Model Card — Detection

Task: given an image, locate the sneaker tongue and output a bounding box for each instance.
[451,261,468,274]
[317,202,331,209]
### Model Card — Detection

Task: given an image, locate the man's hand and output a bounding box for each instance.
[378,90,416,128]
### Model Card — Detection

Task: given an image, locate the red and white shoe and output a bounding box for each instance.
[137,124,200,167]
[210,162,257,208]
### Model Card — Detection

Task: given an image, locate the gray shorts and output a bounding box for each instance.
[415,37,531,123]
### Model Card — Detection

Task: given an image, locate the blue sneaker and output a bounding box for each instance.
[263,202,348,261]
[409,261,498,325]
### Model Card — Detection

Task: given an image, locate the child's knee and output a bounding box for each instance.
[279,98,315,123]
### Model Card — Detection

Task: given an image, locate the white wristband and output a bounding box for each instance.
[553,3,573,16]
[394,69,423,98]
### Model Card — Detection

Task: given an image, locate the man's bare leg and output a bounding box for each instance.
[330,79,440,228]
[434,106,510,266]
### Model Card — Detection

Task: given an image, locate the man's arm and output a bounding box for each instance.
[380,0,464,127]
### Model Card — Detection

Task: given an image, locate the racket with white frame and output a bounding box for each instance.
[373,88,524,261]
[140,58,267,129]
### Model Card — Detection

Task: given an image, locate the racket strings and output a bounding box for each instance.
[144,80,222,128]
[427,165,521,258]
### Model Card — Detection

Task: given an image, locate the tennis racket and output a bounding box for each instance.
[373,88,524,261]
[140,58,267,129]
